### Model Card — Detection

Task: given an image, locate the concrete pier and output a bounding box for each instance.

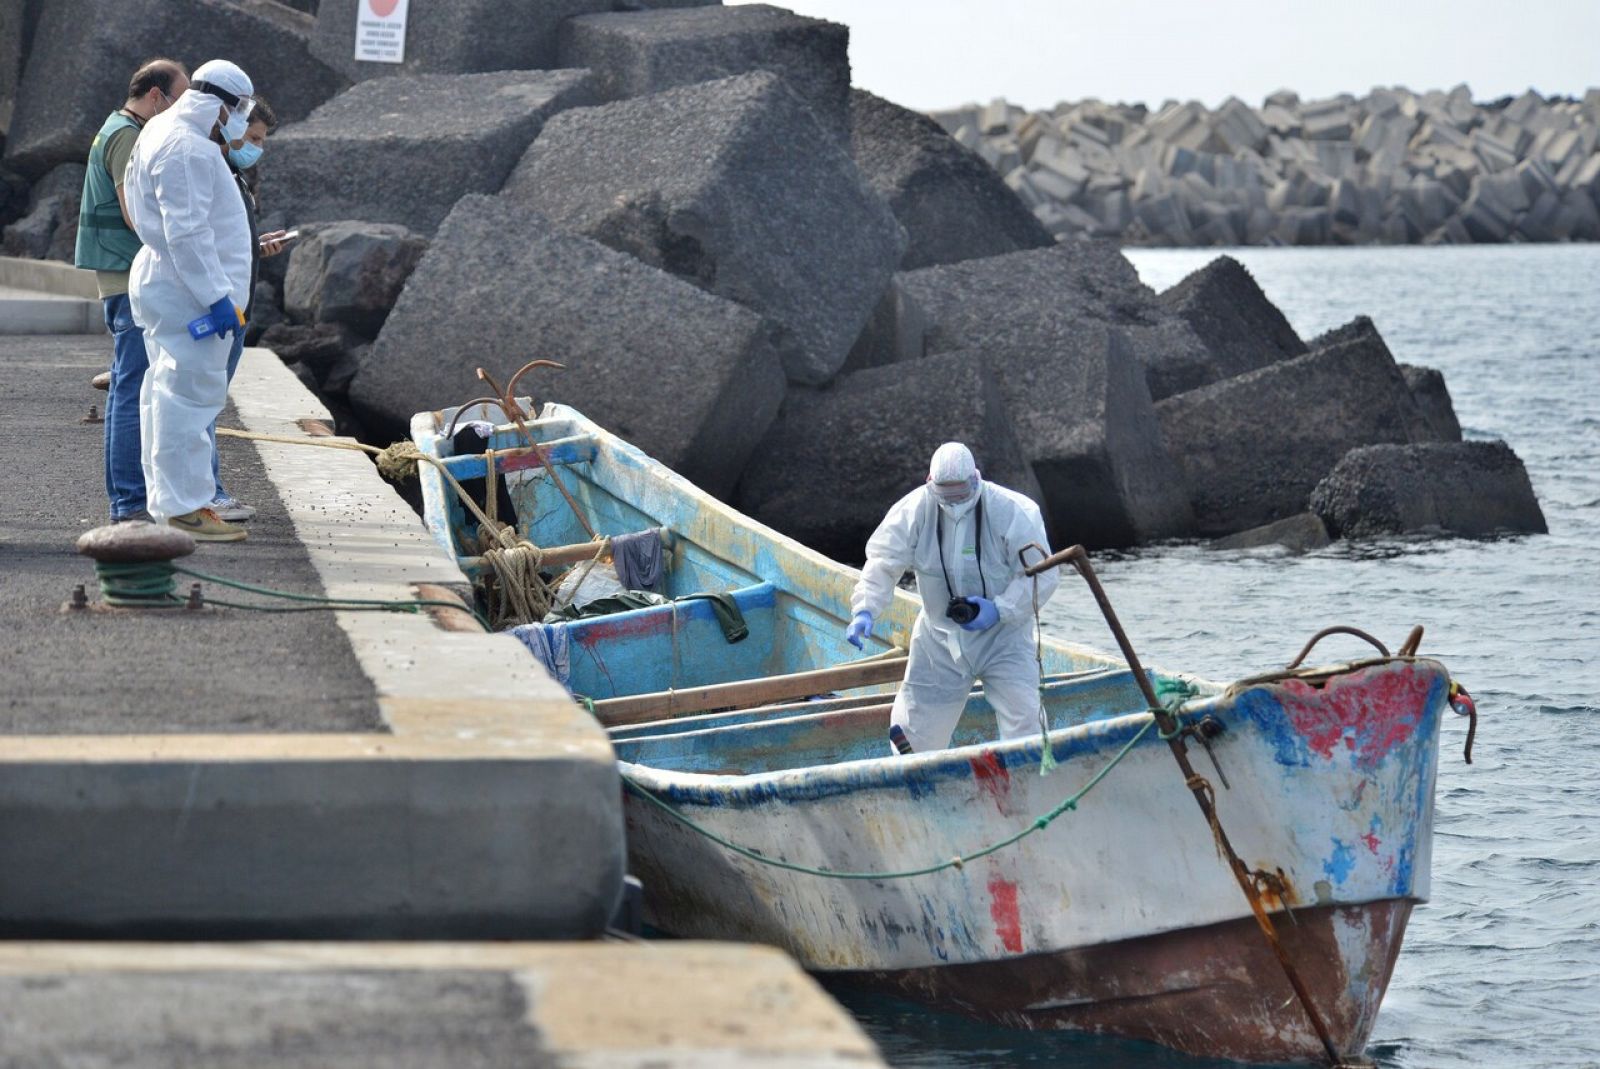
[0,942,883,1068]
[0,331,626,938]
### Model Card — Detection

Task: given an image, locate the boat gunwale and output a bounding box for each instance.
[616,656,1450,809]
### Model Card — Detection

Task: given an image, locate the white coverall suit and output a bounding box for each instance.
[123,88,252,521]
[850,482,1061,753]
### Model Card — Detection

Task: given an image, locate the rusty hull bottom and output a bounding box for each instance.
[832,900,1413,1065]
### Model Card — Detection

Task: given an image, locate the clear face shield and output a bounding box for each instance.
[220,96,256,142]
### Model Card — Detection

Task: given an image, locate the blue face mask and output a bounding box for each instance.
[228,142,263,170]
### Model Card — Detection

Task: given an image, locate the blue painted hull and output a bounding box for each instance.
[412,401,1454,1064]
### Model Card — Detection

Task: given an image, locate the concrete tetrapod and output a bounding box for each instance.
[349,196,786,498]
[4,0,345,178]
[502,71,904,387]
[261,70,596,236]
[559,3,852,143]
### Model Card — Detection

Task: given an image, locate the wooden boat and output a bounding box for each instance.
[413,396,1463,1066]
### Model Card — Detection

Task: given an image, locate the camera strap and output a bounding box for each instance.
[935,494,987,601]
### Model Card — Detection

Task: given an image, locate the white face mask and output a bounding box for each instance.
[931,476,980,519]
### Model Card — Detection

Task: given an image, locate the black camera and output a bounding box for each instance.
[945,597,978,625]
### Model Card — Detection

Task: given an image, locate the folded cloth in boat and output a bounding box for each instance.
[510,621,571,686]
[546,591,747,644]
[611,529,664,592]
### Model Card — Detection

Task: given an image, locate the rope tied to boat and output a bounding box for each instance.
[622,714,1158,881]
[216,426,611,631]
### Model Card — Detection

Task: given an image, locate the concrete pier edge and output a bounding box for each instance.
[0,941,885,1067]
[0,346,626,939]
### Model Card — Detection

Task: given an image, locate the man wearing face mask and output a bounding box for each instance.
[846,443,1060,754]
[122,59,257,541]
[75,58,190,524]
[203,95,287,524]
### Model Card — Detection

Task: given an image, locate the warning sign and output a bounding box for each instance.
[354,0,408,64]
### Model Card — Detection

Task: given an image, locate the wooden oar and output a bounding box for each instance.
[591,653,908,728]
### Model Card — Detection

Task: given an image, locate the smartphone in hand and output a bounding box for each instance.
[259,229,300,248]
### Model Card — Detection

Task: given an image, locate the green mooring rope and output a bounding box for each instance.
[93,559,491,631]
[620,715,1158,881]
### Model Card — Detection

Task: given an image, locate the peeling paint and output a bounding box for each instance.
[988,877,1024,954]
[1324,838,1356,884]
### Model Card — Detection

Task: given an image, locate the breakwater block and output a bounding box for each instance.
[1311,440,1547,538]
[1156,255,1307,388]
[559,4,851,143]
[350,195,785,498]
[898,240,1215,403]
[739,348,1038,562]
[848,89,1055,269]
[283,222,429,338]
[308,0,696,82]
[501,71,904,387]
[1157,326,1430,536]
[841,278,927,374]
[1399,364,1463,442]
[262,70,595,235]
[1210,512,1332,553]
[3,0,344,178]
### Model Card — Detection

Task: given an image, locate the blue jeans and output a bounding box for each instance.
[207,331,245,499]
[102,293,149,519]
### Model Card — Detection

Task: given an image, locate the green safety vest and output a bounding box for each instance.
[74,111,143,272]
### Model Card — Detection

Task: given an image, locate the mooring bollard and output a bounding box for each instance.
[71,522,197,610]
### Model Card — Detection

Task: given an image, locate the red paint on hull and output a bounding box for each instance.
[1278,666,1432,769]
[986,877,1024,954]
[836,900,1413,1065]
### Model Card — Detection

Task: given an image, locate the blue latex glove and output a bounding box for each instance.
[845,610,874,650]
[188,297,244,341]
[960,596,999,632]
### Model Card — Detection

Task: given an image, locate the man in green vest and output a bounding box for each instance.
[76,58,190,523]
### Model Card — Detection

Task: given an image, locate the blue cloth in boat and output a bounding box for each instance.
[611,529,663,592]
[511,621,571,687]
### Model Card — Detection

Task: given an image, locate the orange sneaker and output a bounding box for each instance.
[168,507,248,542]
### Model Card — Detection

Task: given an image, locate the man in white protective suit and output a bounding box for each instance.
[846,443,1061,754]
[123,59,256,541]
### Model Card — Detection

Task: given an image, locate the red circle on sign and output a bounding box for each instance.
[368,0,400,16]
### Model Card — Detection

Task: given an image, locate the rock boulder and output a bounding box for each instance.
[1156,327,1431,536]
[261,70,594,235]
[1310,441,1546,538]
[282,221,428,337]
[349,195,787,498]
[897,240,1215,403]
[848,89,1055,269]
[313,0,592,81]
[502,72,903,386]
[739,349,1038,563]
[310,0,716,83]
[1399,363,1462,441]
[4,0,345,177]
[0,160,81,260]
[1210,512,1332,553]
[559,4,851,143]
[1156,255,1307,389]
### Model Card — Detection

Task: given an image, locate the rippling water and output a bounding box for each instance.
[838,245,1600,1068]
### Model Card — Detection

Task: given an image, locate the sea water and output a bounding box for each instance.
[833,244,1600,1069]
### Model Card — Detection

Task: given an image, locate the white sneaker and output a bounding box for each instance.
[209,493,256,522]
